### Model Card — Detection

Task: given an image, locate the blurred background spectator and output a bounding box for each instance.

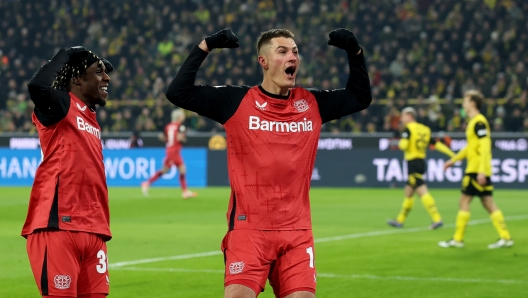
[1,0,527,133]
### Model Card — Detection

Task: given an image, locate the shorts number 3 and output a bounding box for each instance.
[96,250,107,274]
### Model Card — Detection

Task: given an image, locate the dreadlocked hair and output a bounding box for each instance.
[52,51,103,90]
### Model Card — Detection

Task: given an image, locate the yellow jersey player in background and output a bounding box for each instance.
[387,107,455,230]
[439,90,513,249]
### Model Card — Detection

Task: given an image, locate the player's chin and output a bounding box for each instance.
[283,78,296,87]
[97,97,107,107]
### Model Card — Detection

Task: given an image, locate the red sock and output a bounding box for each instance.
[148,171,163,184]
[179,173,187,191]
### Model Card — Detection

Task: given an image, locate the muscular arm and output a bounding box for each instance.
[309,50,372,123]
[165,45,249,124]
[27,49,71,126]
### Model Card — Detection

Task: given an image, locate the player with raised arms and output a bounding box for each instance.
[165,28,371,298]
[22,46,113,297]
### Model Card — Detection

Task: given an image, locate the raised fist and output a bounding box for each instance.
[205,29,239,50]
[327,29,360,53]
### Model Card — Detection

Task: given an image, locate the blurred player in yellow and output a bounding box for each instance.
[387,107,455,230]
[439,90,513,249]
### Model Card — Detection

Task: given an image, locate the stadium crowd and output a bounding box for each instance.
[1,0,528,134]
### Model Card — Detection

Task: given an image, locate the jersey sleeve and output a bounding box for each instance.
[165,45,250,124]
[308,50,372,123]
[27,49,71,126]
[398,127,410,151]
[450,146,468,163]
[473,121,491,173]
[433,141,455,157]
[473,122,488,139]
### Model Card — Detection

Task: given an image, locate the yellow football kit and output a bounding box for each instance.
[394,122,454,224]
[448,113,511,242]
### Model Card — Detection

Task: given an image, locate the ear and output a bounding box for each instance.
[258,55,268,70]
[72,76,81,86]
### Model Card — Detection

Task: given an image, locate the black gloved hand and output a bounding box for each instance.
[327,28,361,53]
[65,46,90,70]
[66,46,88,58]
[205,29,239,50]
[101,58,114,74]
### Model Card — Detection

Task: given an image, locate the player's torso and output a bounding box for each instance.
[405,122,430,160]
[24,93,110,238]
[223,86,322,230]
[165,122,183,153]
[465,114,491,173]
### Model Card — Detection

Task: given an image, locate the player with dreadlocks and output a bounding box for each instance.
[22,46,114,298]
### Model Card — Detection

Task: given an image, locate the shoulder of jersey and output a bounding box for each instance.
[476,114,489,124]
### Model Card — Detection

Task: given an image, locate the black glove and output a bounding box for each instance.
[205,29,239,50]
[101,58,114,74]
[327,28,360,53]
[65,46,90,70]
[66,46,88,59]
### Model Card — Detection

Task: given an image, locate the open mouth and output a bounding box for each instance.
[285,66,296,78]
[100,86,108,93]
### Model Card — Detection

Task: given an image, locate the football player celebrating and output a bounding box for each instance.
[165,28,371,298]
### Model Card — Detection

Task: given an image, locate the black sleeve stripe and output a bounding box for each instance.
[474,122,488,138]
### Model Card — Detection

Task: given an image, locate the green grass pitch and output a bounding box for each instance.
[1,187,526,297]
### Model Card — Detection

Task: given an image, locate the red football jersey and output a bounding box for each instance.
[22,93,111,239]
[164,121,185,155]
[223,86,322,230]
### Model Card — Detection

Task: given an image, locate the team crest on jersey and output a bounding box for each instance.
[54,275,71,290]
[256,101,267,110]
[76,102,87,112]
[293,99,309,112]
[229,261,245,274]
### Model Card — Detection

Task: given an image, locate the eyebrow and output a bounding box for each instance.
[276,45,298,51]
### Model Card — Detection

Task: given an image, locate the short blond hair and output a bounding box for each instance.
[401,107,417,119]
[171,109,185,122]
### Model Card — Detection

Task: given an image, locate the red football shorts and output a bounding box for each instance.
[221,229,316,298]
[163,152,183,168]
[26,230,109,297]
